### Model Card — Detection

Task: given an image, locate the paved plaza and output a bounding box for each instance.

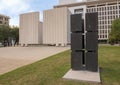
[0,46,70,75]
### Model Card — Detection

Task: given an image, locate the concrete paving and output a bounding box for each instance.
[63,69,101,83]
[0,46,70,75]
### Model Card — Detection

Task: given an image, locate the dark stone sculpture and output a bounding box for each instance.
[71,12,98,72]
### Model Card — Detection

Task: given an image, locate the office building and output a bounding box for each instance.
[0,14,10,26]
[19,12,43,46]
[55,0,120,42]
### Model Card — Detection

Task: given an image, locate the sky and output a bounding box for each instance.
[0,0,82,26]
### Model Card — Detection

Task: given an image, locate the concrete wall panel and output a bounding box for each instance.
[43,7,71,46]
[19,12,43,45]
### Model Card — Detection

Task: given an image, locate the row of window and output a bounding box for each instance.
[98,16,118,21]
[88,9,118,14]
[98,35,108,39]
[0,21,9,25]
[98,19,115,24]
[87,4,119,11]
[0,17,9,21]
[98,29,111,39]
[87,5,119,12]
[87,5,119,39]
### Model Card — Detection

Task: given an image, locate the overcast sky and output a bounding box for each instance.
[0,0,82,26]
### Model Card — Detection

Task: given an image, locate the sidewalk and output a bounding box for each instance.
[0,46,70,75]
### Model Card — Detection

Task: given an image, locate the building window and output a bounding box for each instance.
[74,8,83,14]
[0,21,2,24]
[5,18,8,21]
[0,17,3,20]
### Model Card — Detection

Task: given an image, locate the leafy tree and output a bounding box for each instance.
[109,19,120,45]
[0,25,19,46]
[10,26,19,46]
[0,25,10,46]
[0,26,4,42]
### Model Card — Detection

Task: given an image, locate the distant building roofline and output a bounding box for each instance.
[54,0,118,8]
[20,11,39,16]
[0,14,10,19]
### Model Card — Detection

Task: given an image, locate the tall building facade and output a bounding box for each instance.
[55,0,120,42]
[43,7,71,46]
[0,14,10,26]
[19,12,43,46]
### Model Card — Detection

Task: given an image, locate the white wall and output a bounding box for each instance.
[19,12,42,46]
[67,10,71,44]
[43,7,71,46]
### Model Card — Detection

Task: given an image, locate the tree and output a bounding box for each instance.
[10,26,19,46]
[109,19,120,45]
[0,26,4,42]
[0,25,10,46]
[0,25,19,47]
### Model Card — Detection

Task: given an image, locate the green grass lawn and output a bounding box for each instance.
[0,46,120,85]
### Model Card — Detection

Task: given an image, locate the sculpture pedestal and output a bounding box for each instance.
[63,69,101,83]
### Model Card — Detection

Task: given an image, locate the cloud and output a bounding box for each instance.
[0,0,30,13]
[0,0,31,26]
